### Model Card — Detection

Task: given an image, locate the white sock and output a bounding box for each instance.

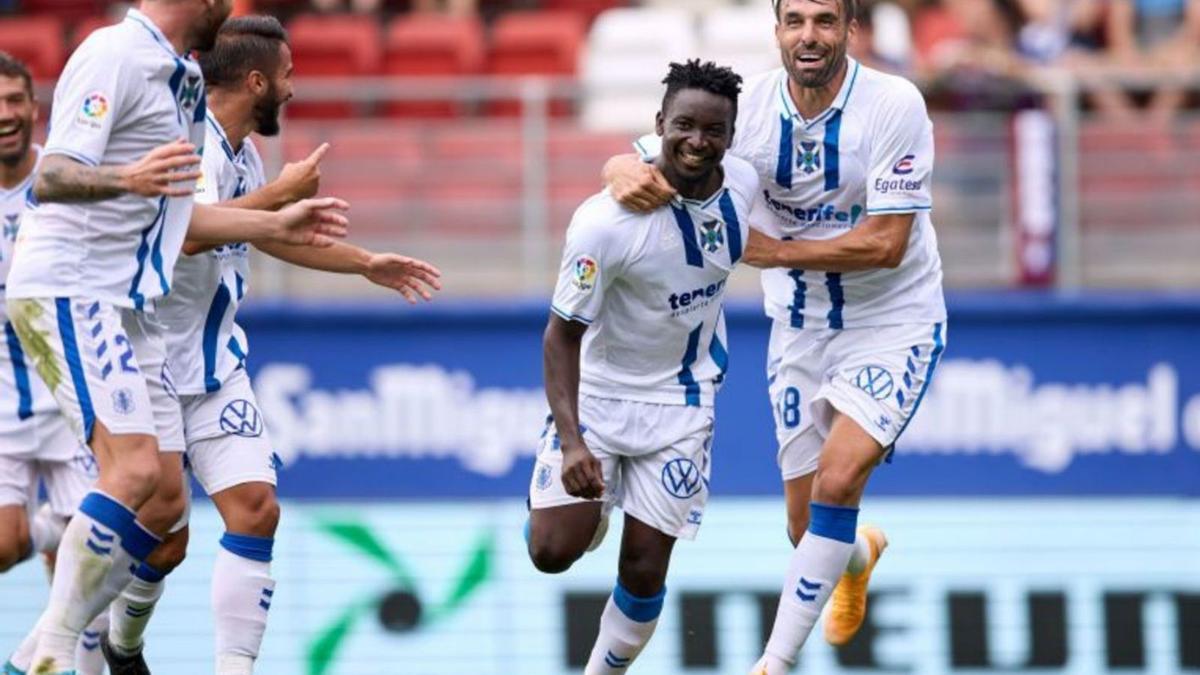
[108,563,167,655]
[584,581,665,674]
[845,533,872,575]
[76,612,109,675]
[27,504,66,558]
[213,533,276,673]
[762,503,859,669]
[7,622,38,671]
[30,491,160,672]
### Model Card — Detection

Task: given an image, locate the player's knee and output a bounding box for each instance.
[146,527,189,573]
[617,551,667,597]
[0,534,29,572]
[527,537,582,574]
[233,488,280,538]
[109,437,163,502]
[813,463,865,506]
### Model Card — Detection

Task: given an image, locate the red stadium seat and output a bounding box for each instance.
[286,14,382,118]
[70,15,118,50]
[541,0,627,24]
[486,11,585,116]
[0,17,65,80]
[382,14,485,117]
[16,0,98,25]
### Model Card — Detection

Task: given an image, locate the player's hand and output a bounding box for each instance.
[608,155,675,213]
[275,142,329,203]
[272,197,349,247]
[363,253,443,303]
[119,139,202,198]
[561,443,604,500]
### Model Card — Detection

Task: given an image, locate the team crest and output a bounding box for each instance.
[112,388,136,415]
[797,141,821,175]
[3,213,18,242]
[572,255,598,292]
[179,75,203,111]
[698,219,725,254]
[535,463,553,491]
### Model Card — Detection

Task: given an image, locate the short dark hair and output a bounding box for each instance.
[198,15,289,89]
[0,51,33,98]
[773,0,859,25]
[661,59,743,122]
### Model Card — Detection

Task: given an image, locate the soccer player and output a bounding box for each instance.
[602,0,947,670]
[97,17,440,675]
[0,52,109,675]
[3,3,351,672]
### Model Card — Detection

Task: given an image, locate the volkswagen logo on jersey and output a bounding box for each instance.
[661,458,704,499]
[699,219,725,254]
[112,388,136,415]
[892,154,916,175]
[797,141,821,175]
[854,365,895,400]
[220,399,264,438]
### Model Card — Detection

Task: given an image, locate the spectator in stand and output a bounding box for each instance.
[850,0,917,74]
[412,0,477,14]
[913,0,1035,108]
[1096,0,1200,127]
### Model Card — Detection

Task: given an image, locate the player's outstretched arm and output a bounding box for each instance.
[601,153,677,213]
[254,240,442,303]
[34,139,202,203]
[543,315,604,499]
[741,213,916,272]
[187,198,350,249]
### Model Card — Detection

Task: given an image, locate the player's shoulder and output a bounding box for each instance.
[849,63,927,115]
[741,68,784,108]
[567,190,649,248]
[721,154,760,198]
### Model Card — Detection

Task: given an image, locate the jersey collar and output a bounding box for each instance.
[777,56,861,129]
[125,8,186,58]
[206,110,242,162]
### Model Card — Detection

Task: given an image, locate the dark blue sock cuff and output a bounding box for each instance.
[220,533,274,562]
[808,502,859,544]
[133,562,167,583]
[79,492,160,560]
[612,580,666,623]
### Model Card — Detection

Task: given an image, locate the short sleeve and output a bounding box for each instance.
[550,200,625,325]
[43,43,132,166]
[193,143,225,206]
[865,83,934,216]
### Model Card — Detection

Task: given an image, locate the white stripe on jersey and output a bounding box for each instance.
[1,146,62,431]
[159,112,265,396]
[5,9,207,311]
[551,156,759,407]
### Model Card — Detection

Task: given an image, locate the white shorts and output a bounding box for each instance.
[181,367,277,496]
[528,395,714,541]
[5,298,185,451]
[767,321,947,480]
[0,435,98,518]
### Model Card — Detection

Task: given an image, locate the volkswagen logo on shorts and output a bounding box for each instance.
[219,399,263,438]
[853,365,894,400]
[661,458,704,499]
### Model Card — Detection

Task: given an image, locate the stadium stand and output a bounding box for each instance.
[382,13,485,116]
[485,10,585,115]
[0,16,64,79]
[286,13,382,117]
[697,4,778,83]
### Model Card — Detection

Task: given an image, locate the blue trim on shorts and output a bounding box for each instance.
[203,282,233,393]
[4,322,33,420]
[808,502,858,544]
[55,298,95,440]
[892,322,945,443]
[220,532,274,562]
[612,580,665,623]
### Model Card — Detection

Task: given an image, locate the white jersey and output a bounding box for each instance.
[5,8,206,311]
[1,147,60,433]
[551,156,758,407]
[160,112,263,396]
[738,60,946,328]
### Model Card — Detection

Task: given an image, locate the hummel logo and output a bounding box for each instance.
[796,577,822,602]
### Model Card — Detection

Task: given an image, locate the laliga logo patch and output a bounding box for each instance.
[219,399,263,438]
[572,255,598,292]
[81,92,109,119]
[699,219,725,254]
[853,365,894,401]
[661,458,704,499]
[892,154,915,175]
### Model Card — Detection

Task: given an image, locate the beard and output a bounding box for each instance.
[252,86,284,137]
[0,125,32,166]
[782,39,848,90]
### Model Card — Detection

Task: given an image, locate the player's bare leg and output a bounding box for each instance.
[103,452,188,674]
[783,473,814,547]
[207,481,280,675]
[527,501,603,574]
[584,514,675,675]
[27,421,163,674]
[0,505,32,572]
[752,412,886,674]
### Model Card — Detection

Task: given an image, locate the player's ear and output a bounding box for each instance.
[655,110,665,137]
[247,70,267,96]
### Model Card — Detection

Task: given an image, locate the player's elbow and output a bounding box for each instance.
[871,237,907,269]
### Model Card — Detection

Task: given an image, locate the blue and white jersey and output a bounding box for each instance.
[551,155,758,407]
[1,146,61,436]
[637,58,946,329]
[160,112,263,396]
[738,59,946,328]
[5,8,206,311]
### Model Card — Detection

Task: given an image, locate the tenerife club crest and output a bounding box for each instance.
[797,140,821,175]
[179,75,202,111]
[698,219,725,254]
